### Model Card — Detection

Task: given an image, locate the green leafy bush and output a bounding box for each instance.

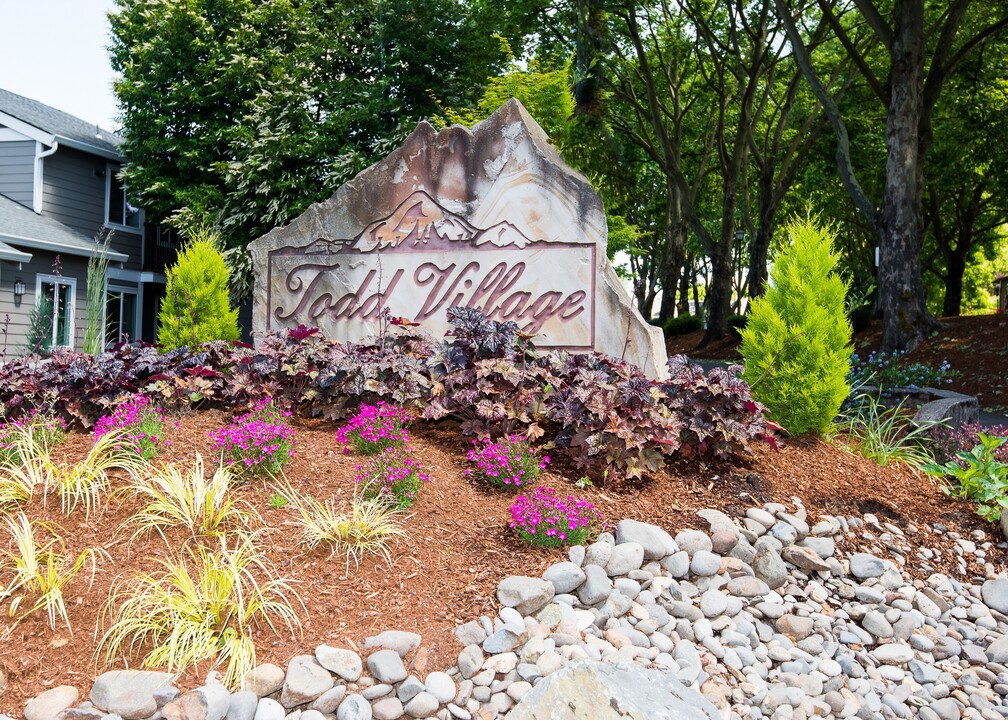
[726,314,748,338]
[663,314,703,337]
[740,215,853,435]
[923,434,1008,522]
[157,225,239,350]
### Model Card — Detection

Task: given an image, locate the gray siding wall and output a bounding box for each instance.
[41,148,142,270]
[0,139,35,208]
[0,252,90,354]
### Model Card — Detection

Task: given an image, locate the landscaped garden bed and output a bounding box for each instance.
[0,399,1001,709]
[0,310,1006,714]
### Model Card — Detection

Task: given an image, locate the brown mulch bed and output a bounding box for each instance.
[666,312,1008,413]
[0,410,1002,711]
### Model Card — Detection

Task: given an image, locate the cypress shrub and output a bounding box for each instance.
[157,226,239,350]
[740,215,852,435]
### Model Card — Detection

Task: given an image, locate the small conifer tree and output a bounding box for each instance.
[740,214,853,435]
[157,224,239,350]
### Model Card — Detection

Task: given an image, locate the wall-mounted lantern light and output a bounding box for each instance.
[13,279,25,300]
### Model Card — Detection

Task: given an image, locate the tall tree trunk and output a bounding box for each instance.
[702,238,735,346]
[942,249,967,317]
[678,261,691,315]
[657,194,686,323]
[574,0,606,120]
[878,0,939,352]
[747,175,776,299]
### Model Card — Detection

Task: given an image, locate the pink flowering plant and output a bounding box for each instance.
[94,395,167,461]
[355,446,430,509]
[465,435,548,491]
[0,408,67,464]
[210,399,295,476]
[336,402,411,455]
[509,486,602,548]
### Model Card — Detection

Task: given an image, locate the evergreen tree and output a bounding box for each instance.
[157,226,240,350]
[740,215,853,435]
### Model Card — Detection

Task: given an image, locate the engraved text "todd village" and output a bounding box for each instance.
[274,260,587,333]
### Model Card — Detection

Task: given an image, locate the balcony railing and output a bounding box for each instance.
[143,223,181,273]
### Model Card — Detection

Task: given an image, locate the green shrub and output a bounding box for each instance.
[740,214,853,435]
[726,313,748,338]
[923,434,1008,522]
[157,225,239,350]
[663,314,703,337]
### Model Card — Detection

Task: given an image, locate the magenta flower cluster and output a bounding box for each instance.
[509,486,602,548]
[355,446,430,509]
[210,399,295,476]
[336,402,411,455]
[464,435,548,491]
[0,408,67,464]
[94,395,167,460]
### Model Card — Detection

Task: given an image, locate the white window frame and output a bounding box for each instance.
[34,273,77,349]
[104,163,144,233]
[106,268,146,343]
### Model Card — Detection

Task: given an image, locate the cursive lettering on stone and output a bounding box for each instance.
[274,259,587,334]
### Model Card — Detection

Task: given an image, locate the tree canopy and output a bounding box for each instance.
[109,0,1008,346]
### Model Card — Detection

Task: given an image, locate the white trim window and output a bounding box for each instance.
[105,163,143,231]
[35,273,77,348]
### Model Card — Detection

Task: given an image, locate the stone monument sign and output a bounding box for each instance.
[250,98,667,377]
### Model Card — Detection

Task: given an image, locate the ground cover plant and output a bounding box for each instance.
[929,422,1008,464]
[1,513,103,632]
[210,399,295,477]
[355,446,429,509]
[0,308,771,480]
[121,454,256,542]
[849,350,953,391]
[465,435,548,491]
[336,401,411,454]
[93,395,168,461]
[509,486,602,548]
[924,434,1008,522]
[835,393,938,468]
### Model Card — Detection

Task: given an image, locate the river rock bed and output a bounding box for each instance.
[12,499,1008,720]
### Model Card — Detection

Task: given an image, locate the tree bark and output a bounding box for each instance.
[878,0,939,351]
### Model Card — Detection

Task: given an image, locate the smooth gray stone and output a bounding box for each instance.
[363,631,422,658]
[482,629,520,654]
[578,564,613,605]
[543,562,587,594]
[690,551,722,577]
[397,676,425,703]
[336,695,372,720]
[661,551,690,579]
[982,579,1008,615]
[849,553,887,579]
[281,655,334,707]
[370,697,403,720]
[24,687,79,720]
[312,686,348,713]
[90,670,178,720]
[425,671,456,704]
[497,576,555,616]
[367,650,408,685]
[615,519,678,560]
[403,692,438,718]
[316,646,363,682]
[752,547,788,590]
[253,698,285,720]
[226,692,258,720]
[605,542,645,577]
[675,530,713,555]
[458,645,484,679]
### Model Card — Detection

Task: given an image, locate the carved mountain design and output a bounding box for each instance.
[352,190,533,252]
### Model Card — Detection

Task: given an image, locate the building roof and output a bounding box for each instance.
[0,195,128,263]
[0,239,32,264]
[0,88,123,161]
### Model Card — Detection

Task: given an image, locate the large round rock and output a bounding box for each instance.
[508,660,721,720]
[497,576,556,616]
[614,520,678,560]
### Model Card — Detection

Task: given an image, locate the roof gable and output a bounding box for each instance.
[0,88,123,161]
